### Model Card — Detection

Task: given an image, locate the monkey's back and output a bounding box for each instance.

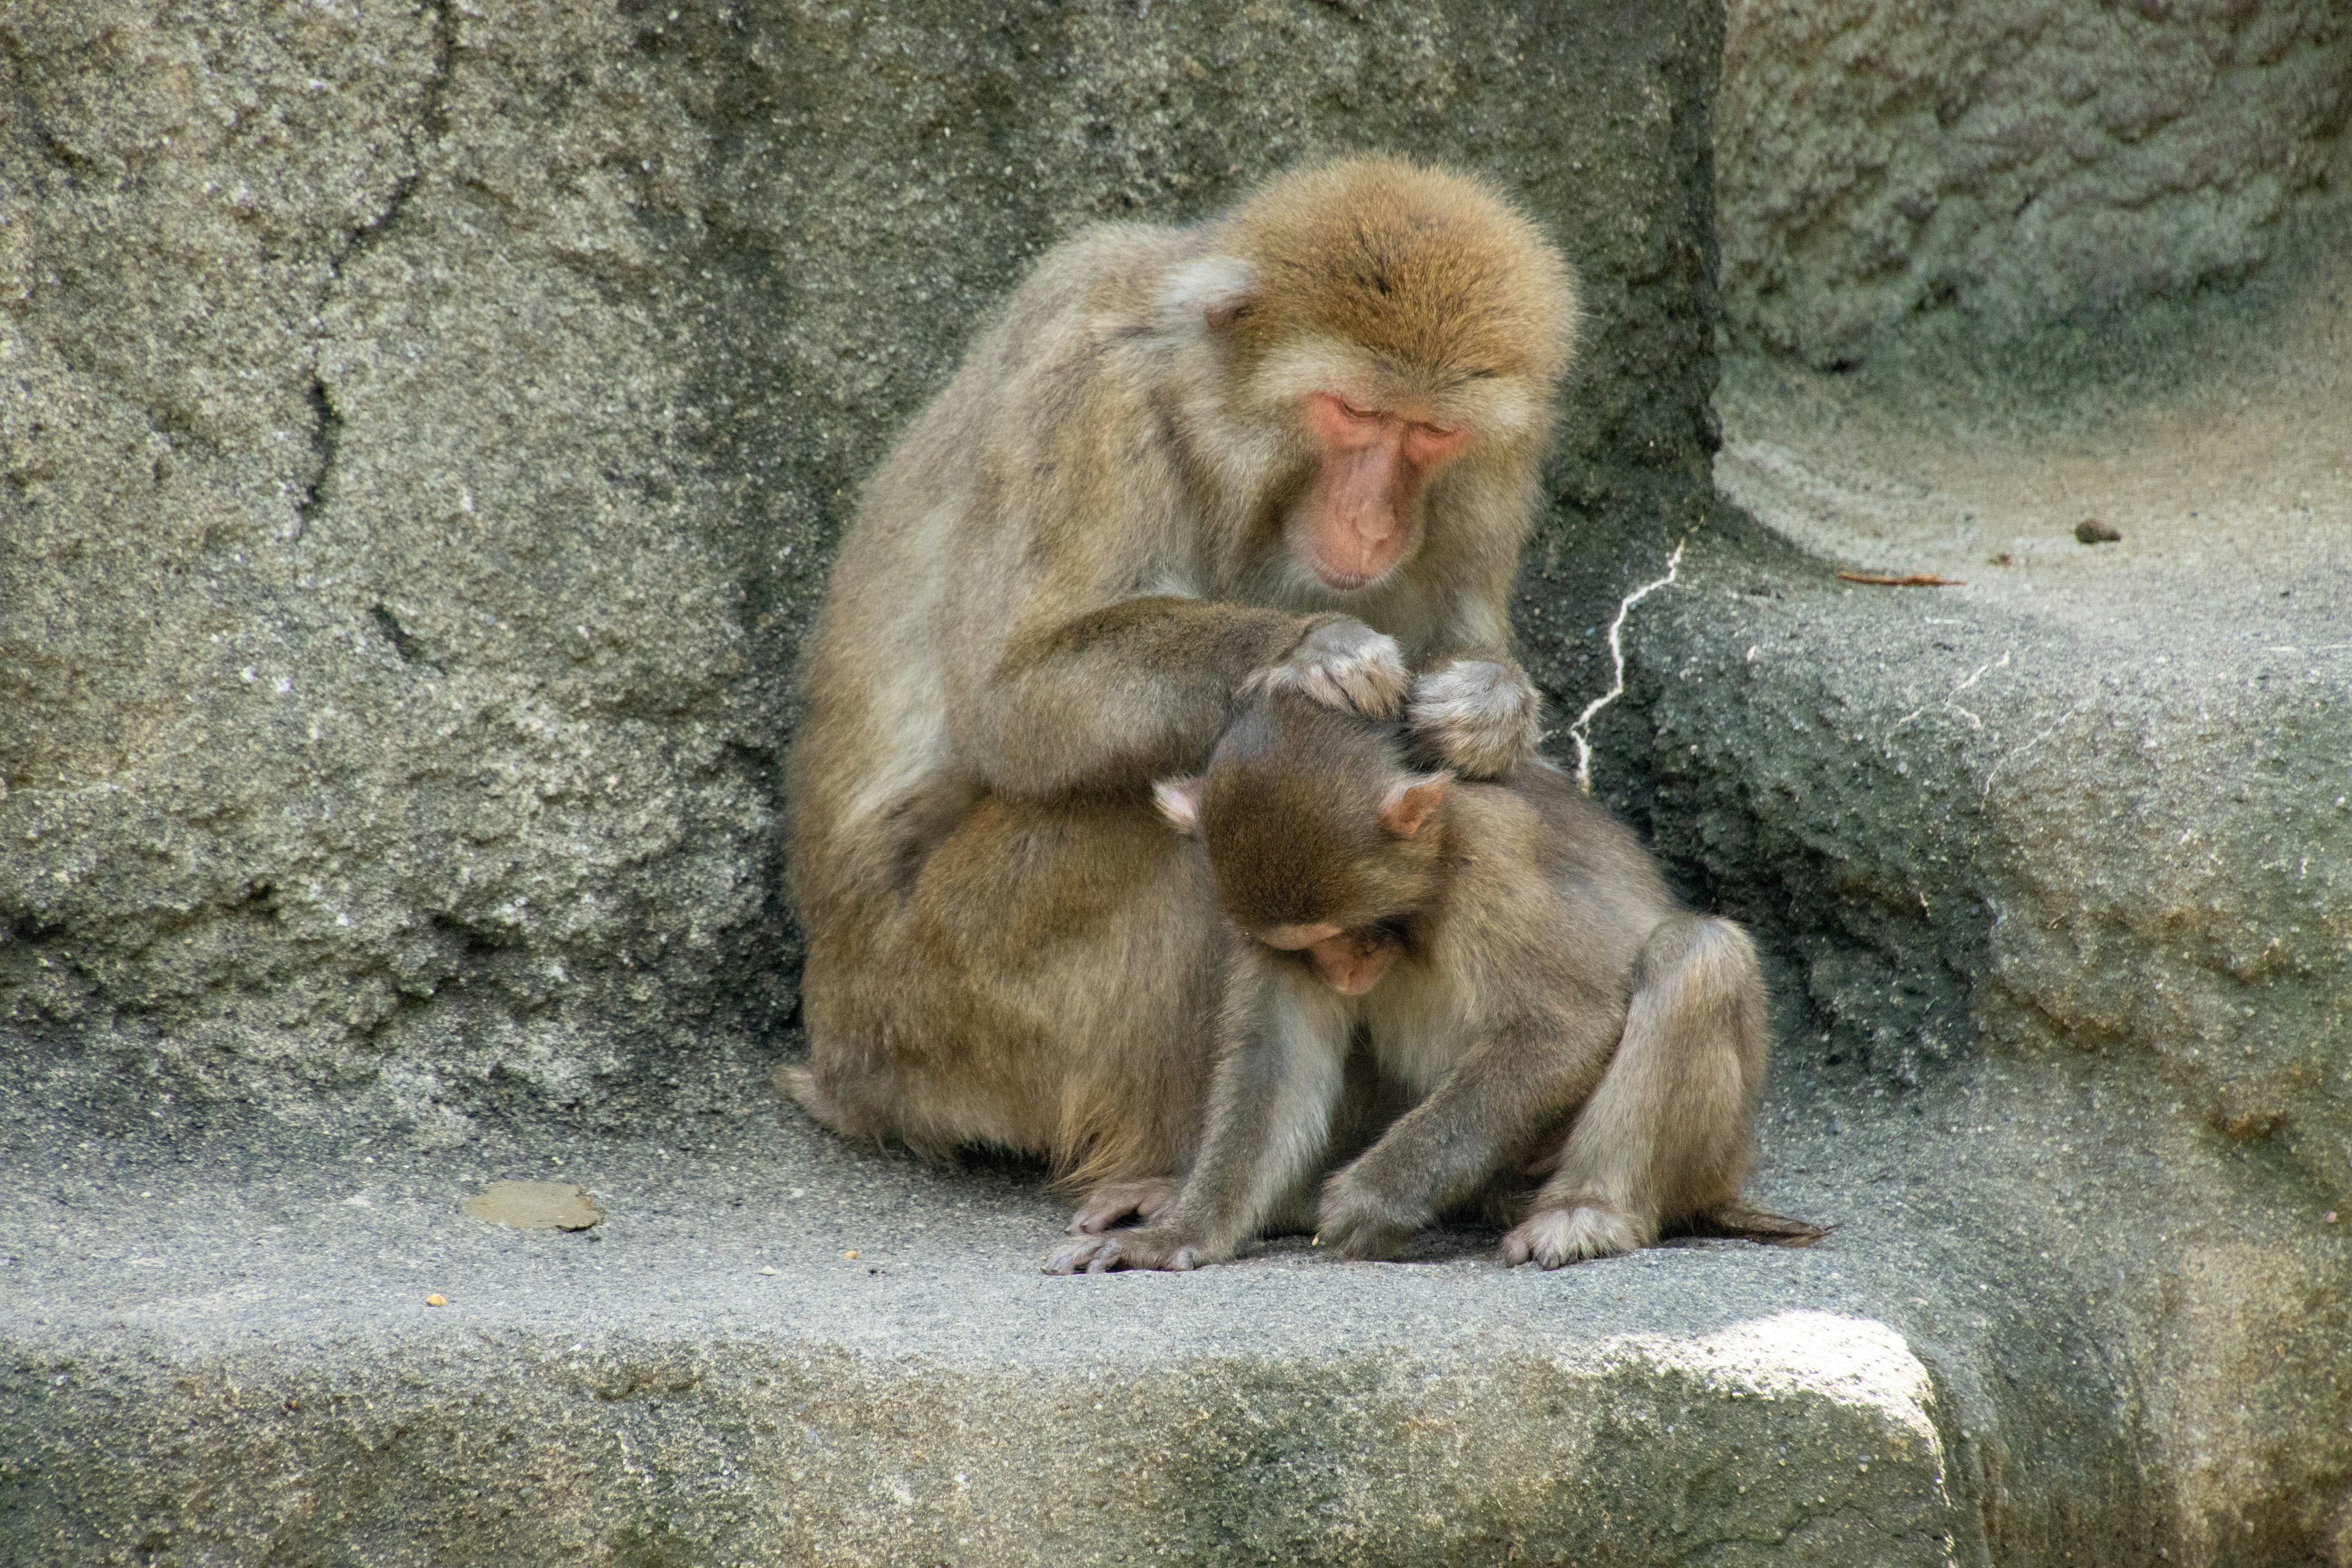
[787,219,1212,915]
[1434,758,1681,1000]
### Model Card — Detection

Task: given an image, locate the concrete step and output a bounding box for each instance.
[0,1093,2000,1567]
[1580,249,2352,1564]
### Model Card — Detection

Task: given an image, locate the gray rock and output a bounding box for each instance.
[7,1,2351,1561]
[1583,235,2352,1562]
[1716,0,2352,361]
[0,1095,1972,1567]
[0,1,1723,1135]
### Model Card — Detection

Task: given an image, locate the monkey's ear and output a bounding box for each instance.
[1377,773,1450,838]
[1153,775,1207,835]
[1158,256,1257,334]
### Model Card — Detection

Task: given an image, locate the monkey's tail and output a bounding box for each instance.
[1683,1201,1832,1248]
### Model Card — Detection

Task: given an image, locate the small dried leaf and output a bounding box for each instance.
[462,1180,603,1231]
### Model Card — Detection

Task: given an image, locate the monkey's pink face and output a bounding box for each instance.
[1292,393,1471,592]
[1260,921,1400,997]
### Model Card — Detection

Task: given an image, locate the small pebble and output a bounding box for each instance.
[759,1265,777,1276]
[842,1250,859,1261]
[424,1294,447,1307]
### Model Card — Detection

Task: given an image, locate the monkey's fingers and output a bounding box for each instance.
[1408,659,1540,778]
[1267,620,1411,720]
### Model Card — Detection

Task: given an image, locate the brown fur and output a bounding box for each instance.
[1223,157,1578,391]
[1047,692,1823,1272]
[786,158,1578,1185]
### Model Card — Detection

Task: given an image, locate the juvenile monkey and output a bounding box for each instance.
[1048,687,1816,1272]
[786,159,1578,1194]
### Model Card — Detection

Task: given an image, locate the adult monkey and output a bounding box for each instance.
[785,156,1578,1203]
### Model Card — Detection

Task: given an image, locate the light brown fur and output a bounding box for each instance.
[786,159,1578,1186]
[1048,693,1821,1272]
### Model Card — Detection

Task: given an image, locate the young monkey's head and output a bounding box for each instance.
[1156,690,1450,996]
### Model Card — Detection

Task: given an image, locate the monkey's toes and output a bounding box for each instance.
[1315,1192,1422,1260]
[1043,1236,1114,1275]
[1067,1177,1182,1235]
[1044,1227,1210,1274]
[1502,1204,1640,1268]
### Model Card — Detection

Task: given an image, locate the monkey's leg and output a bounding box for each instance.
[796,793,1219,1175]
[1046,960,1352,1273]
[1069,1038,1399,1234]
[1317,1006,1622,1261]
[1503,916,1766,1268]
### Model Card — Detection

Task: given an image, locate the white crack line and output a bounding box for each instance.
[1888,650,2011,741]
[1980,697,2094,802]
[1567,538,1685,794]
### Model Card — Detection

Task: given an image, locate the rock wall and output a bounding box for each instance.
[1716,0,2352,362]
[0,1,1725,1137]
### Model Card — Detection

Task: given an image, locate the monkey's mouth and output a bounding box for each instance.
[1307,556,1385,593]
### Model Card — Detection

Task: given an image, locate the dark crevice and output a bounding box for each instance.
[371,603,428,665]
[0,34,88,176]
[292,375,341,541]
[328,0,456,279]
[431,911,520,958]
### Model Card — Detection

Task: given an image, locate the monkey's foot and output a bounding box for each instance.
[776,1064,839,1128]
[1042,1226,1223,1275]
[1408,658,1540,778]
[1501,1203,1645,1268]
[1253,617,1410,720]
[1067,1177,1182,1235]
[1314,1171,1428,1261]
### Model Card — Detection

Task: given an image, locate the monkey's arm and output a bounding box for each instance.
[978,598,1406,798]
[1046,956,1349,1273]
[1317,1003,1620,1259]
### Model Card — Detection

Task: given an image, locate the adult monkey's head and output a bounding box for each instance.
[1164,157,1579,596]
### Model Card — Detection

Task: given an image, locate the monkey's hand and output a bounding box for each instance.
[1315,1164,1431,1261]
[1066,1177,1182,1235]
[1408,658,1540,778]
[1043,1224,1227,1275]
[1251,617,1411,720]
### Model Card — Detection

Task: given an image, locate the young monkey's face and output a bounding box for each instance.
[1257,920,1400,996]
[1155,698,1448,997]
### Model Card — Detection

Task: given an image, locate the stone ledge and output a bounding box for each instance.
[0,1102,1993,1567]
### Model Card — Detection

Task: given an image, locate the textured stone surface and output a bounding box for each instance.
[1715,0,2352,361]
[9,2,2352,1562]
[0,1,1724,1134]
[1578,241,2352,1564]
[0,1088,1972,1567]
